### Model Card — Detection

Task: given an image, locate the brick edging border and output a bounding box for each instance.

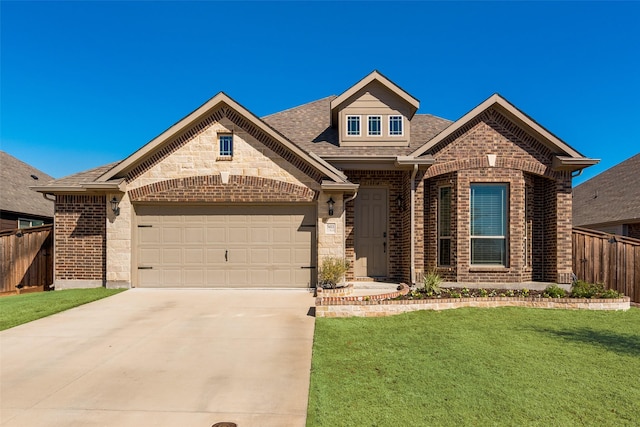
[315,285,631,317]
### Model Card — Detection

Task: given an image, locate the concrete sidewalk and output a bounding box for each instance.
[0,289,316,427]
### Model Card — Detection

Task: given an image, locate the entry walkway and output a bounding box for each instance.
[0,289,316,427]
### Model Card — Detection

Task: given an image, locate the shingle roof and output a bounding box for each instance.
[573,153,640,226]
[36,162,120,188]
[0,151,54,217]
[262,96,452,156]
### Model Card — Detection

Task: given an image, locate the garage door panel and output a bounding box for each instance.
[250,248,270,264]
[162,228,182,244]
[184,248,204,264]
[206,227,226,243]
[162,248,182,264]
[136,205,314,288]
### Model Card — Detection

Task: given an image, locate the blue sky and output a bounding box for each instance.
[1,1,638,185]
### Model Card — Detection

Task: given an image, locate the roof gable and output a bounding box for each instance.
[98,92,347,184]
[410,94,598,171]
[329,70,420,126]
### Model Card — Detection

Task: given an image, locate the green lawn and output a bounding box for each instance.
[307,307,640,426]
[0,288,126,331]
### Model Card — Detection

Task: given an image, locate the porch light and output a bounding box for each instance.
[395,194,404,210]
[327,197,335,216]
[110,197,120,216]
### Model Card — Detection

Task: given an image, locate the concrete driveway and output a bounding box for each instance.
[0,289,316,427]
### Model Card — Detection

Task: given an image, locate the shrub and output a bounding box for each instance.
[571,280,604,298]
[478,288,488,297]
[318,257,350,289]
[543,284,566,298]
[521,288,530,297]
[421,270,442,296]
[570,280,623,299]
[600,289,623,299]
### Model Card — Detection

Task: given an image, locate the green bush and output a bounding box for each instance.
[571,280,623,299]
[421,270,442,296]
[601,288,624,299]
[318,257,350,289]
[543,284,566,298]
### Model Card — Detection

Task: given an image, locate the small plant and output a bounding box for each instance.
[543,284,566,298]
[600,289,623,299]
[318,257,350,289]
[505,290,515,297]
[422,270,442,296]
[478,288,488,297]
[449,290,461,298]
[521,288,530,297]
[461,287,471,297]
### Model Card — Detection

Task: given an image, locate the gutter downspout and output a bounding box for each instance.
[410,165,418,286]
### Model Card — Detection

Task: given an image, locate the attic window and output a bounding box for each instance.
[389,115,403,136]
[367,116,381,136]
[218,134,233,158]
[347,115,361,136]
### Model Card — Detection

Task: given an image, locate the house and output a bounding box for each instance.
[0,151,54,231]
[573,153,640,239]
[33,71,598,290]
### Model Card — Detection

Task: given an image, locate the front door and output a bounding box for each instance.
[354,188,388,278]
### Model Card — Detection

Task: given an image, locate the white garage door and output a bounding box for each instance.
[135,205,316,288]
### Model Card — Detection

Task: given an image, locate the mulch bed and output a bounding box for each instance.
[400,287,546,300]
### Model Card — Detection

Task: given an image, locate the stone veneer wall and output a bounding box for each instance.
[104,112,327,287]
[55,195,106,286]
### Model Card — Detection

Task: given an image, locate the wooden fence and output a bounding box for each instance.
[0,225,53,294]
[573,227,640,303]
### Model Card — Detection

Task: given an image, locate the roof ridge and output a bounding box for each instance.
[262,95,337,119]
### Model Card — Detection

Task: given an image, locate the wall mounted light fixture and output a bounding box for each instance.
[327,197,335,216]
[110,197,120,216]
[395,194,404,210]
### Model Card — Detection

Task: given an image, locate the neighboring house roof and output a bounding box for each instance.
[573,153,640,227]
[0,151,54,217]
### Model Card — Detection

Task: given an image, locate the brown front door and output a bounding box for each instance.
[354,188,388,278]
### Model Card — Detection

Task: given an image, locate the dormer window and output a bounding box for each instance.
[389,115,403,136]
[367,116,381,136]
[347,115,361,136]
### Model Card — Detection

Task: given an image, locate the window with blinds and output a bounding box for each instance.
[470,184,507,265]
[438,186,452,266]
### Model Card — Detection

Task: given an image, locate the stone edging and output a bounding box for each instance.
[315,285,631,317]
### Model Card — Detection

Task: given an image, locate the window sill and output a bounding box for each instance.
[217,156,233,161]
[469,266,509,272]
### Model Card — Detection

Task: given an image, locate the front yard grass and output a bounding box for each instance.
[307,307,640,426]
[0,288,125,331]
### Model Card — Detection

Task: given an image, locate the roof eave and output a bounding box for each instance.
[552,156,600,172]
[96,93,347,184]
[411,94,587,159]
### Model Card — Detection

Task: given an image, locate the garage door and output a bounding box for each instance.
[135,205,316,288]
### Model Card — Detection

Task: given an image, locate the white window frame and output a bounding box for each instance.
[389,115,403,136]
[438,186,452,266]
[346,115,361,136]
[367,115,381,136]
[470,183,508,266]
[219,134,233,157]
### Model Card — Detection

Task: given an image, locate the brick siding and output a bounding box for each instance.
[343,170,406,282]
[129,175,317,203]
[54,195,106,281]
